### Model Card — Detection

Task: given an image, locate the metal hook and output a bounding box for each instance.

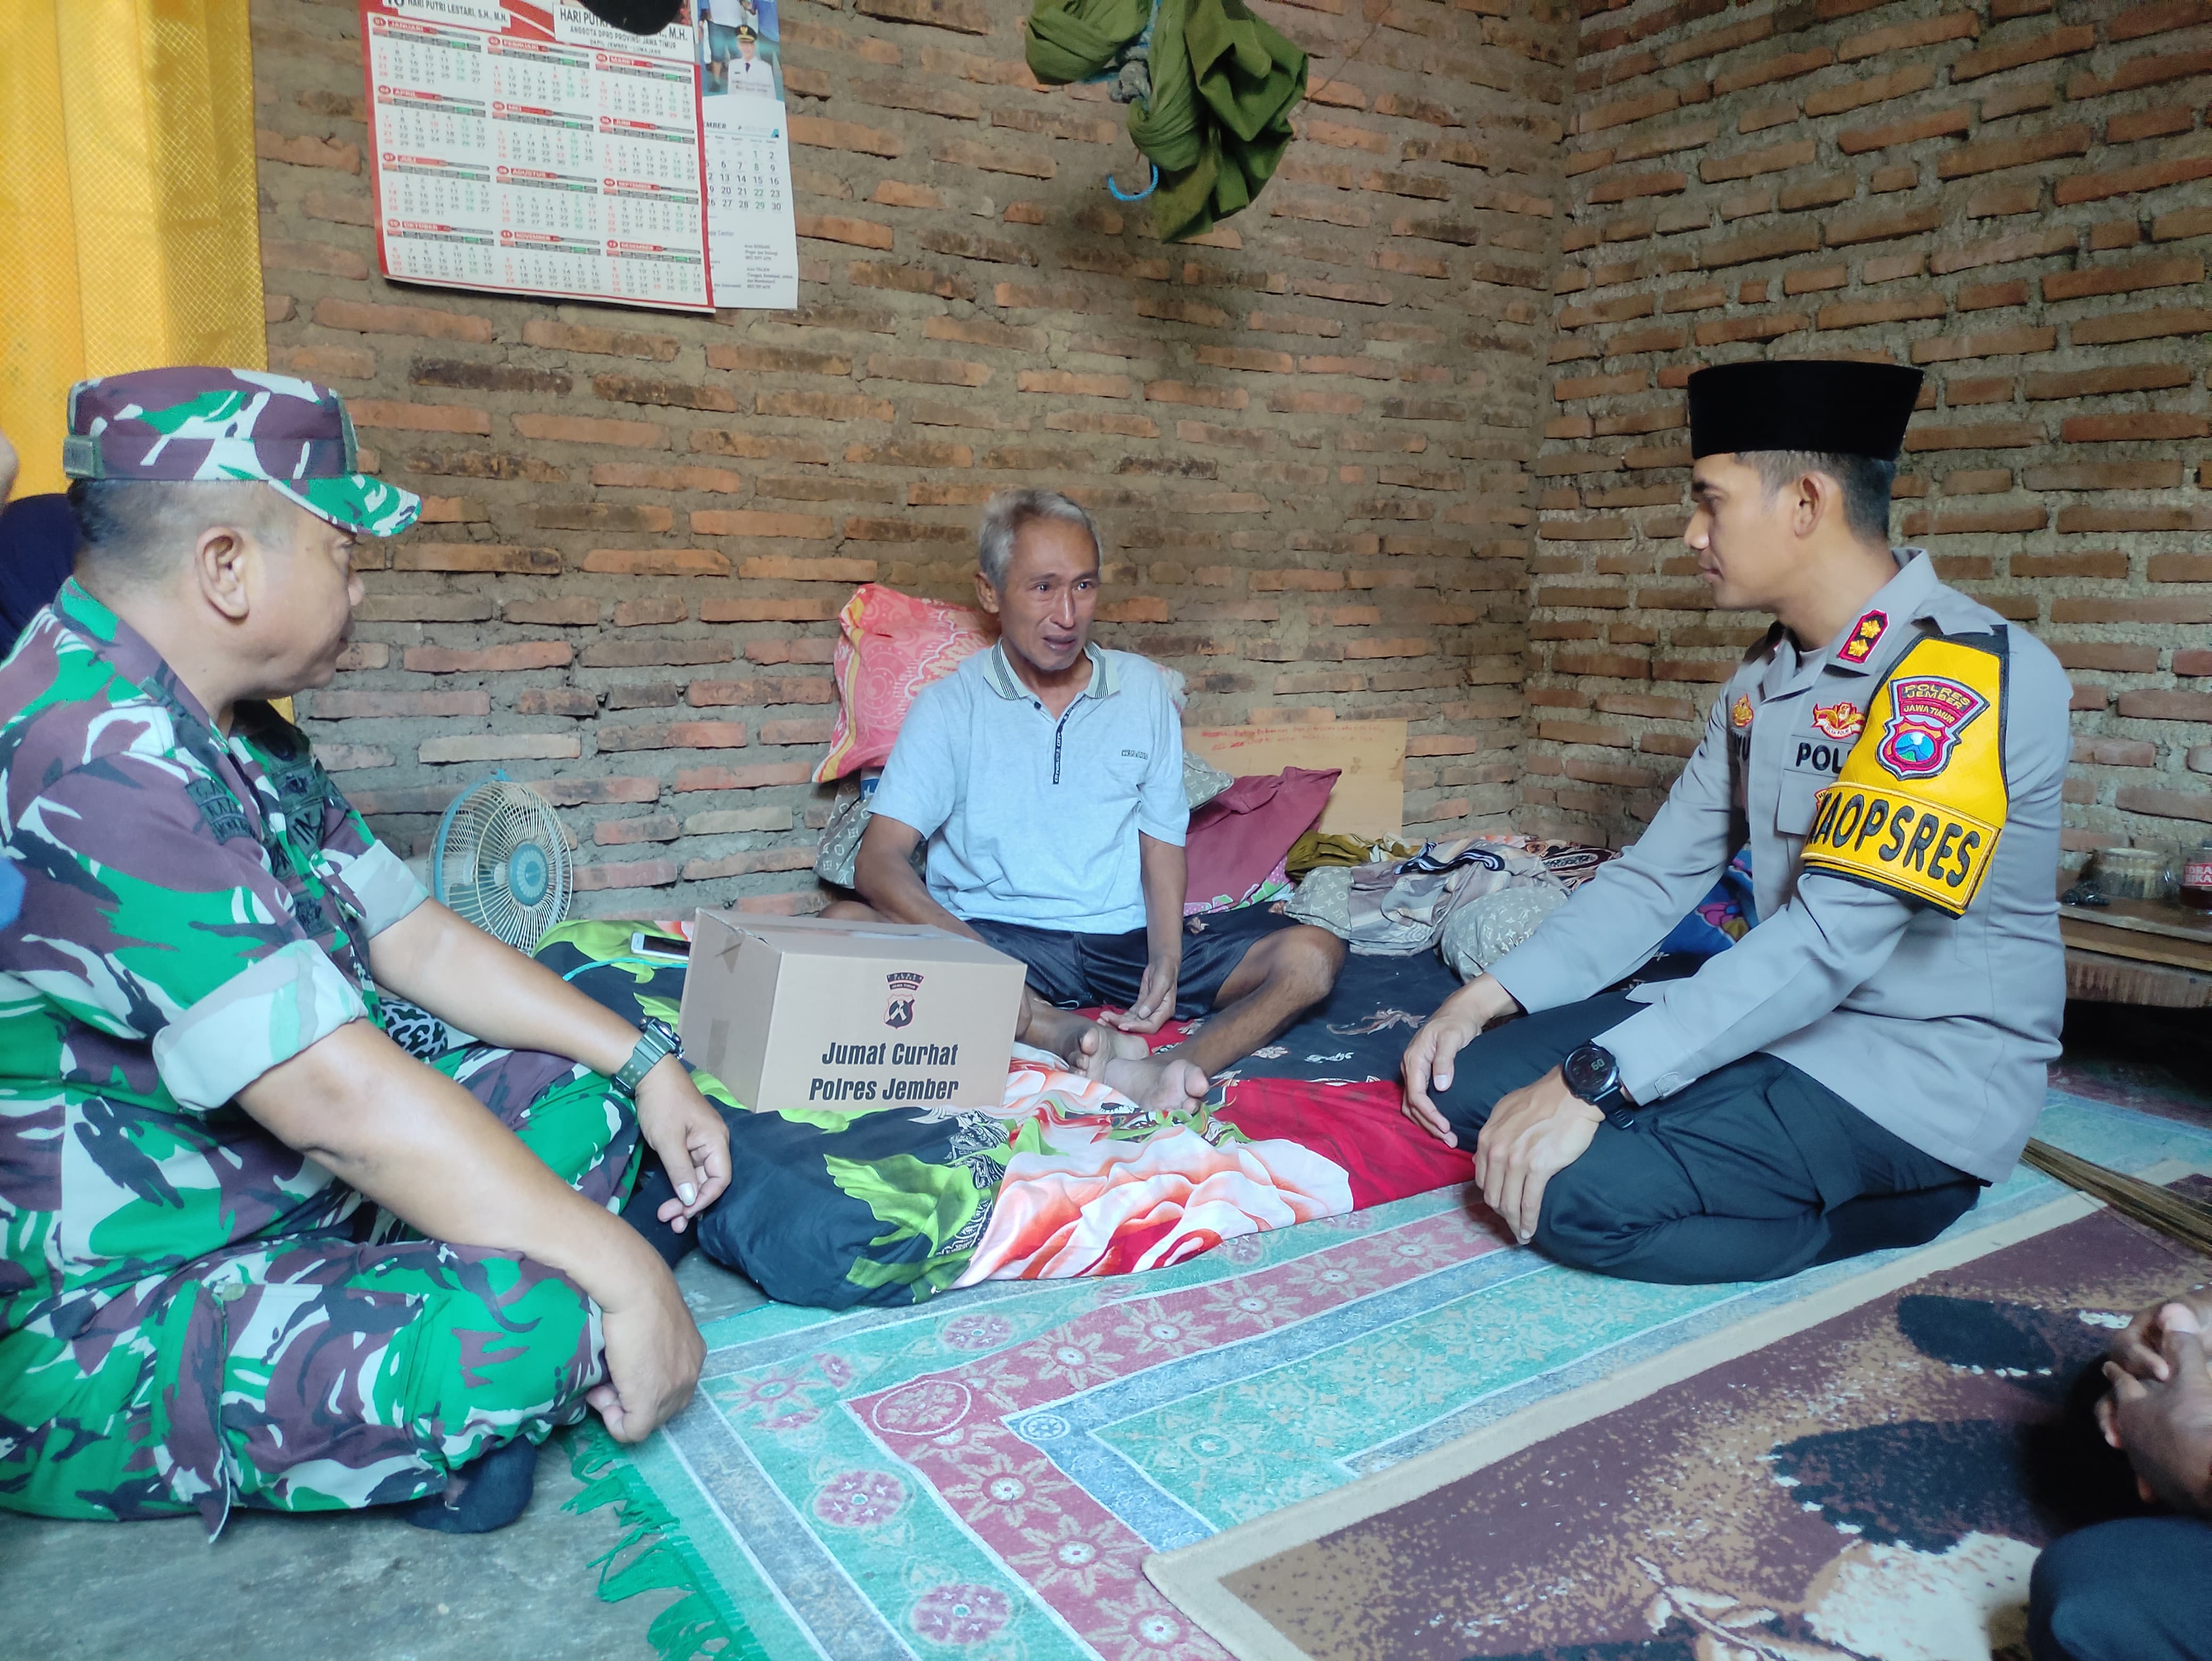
[1107,158,1159,202]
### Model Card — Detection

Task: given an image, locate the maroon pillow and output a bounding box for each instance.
[1184,767,1340,907]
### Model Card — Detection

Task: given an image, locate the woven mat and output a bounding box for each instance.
[586,1096,2212,1661]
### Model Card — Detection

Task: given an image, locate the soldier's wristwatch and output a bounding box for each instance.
[612,1017,683,1098]
[1562,1041,1640,1131]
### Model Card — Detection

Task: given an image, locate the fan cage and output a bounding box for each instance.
[432,777,574,952]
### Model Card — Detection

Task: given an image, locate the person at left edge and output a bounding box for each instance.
[0,367,730,1537]
[0,422,79,659]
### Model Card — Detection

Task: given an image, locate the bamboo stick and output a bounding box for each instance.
[2022,1137,2212,1258]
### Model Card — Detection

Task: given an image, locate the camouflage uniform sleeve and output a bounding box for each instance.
[245,704,429,938]
[6,756,370,1113]
[316,785,428,938]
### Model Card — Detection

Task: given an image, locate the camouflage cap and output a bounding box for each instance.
[62,366,421,538]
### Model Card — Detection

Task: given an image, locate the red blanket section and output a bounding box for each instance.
[1114,1008,1475,1209]
[1214,1075,1476,1208]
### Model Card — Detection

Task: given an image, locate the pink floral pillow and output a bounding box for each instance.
[814,583,995,782]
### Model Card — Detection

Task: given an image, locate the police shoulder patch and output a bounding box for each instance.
[1799,629,2008,917]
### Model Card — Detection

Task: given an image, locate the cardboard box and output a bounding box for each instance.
[678,911,1027,1113]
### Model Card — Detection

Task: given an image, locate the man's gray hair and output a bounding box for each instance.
[69,478,296,585]
[1748,450,1897,546]
[976,488,1102,588]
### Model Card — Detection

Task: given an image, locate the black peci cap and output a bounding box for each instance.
[1688,359,1924,461]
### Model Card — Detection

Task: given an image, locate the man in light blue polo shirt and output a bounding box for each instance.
[825,489,1343,1112]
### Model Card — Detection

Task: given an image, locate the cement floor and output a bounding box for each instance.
[5,1006,2206,1661]
[0,1252,767,1661]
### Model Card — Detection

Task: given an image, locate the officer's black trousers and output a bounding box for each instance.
[1428,992,1984,1284]
[2029,1516,2212,1661]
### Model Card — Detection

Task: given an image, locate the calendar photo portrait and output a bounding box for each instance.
[698,0,777,95]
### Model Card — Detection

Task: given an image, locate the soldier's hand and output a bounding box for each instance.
[2110,1287,2212,1382]
[590,1257,705,1443]
[1474,1065,1601,1247]
[634,1057,732,1234]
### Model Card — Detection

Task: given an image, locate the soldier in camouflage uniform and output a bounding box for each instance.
[0,369,731,1534]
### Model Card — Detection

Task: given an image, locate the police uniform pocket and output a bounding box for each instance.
[1777,771,1824,836]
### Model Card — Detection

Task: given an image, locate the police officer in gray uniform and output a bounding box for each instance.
[1401,358,2070,1284]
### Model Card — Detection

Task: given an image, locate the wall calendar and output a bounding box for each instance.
[361,0,797,312]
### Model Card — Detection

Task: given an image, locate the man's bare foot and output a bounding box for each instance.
[1101,1052,1210,1113]
[1075,1021,1151,1081]
[1027,1006,1150,1079]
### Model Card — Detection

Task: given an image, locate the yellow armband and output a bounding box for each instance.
[1799,632,2008,916]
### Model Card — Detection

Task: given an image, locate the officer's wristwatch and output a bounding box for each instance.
[1561,1041,1640,1131]
[612,1017,683,1098]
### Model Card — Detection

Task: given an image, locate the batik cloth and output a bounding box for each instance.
[0,580,631,1528]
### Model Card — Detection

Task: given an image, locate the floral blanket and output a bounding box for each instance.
[534,921,1474,1308]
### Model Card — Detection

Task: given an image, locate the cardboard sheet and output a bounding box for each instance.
[1183,721,1409,840]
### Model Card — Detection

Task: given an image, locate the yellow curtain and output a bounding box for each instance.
[1,0,265,498]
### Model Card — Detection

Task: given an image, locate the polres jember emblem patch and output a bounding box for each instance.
[1839,608,1889,665]
[1800,633,2009,918]
[1730,694,1755,730]
[885,970,923,1029]
[1876,675,1989,780]
[1812,702,1865,741]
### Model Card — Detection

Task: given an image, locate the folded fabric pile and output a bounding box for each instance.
[1286,829,1415,877]
[1182,765,1336,914]
[1287,833,1620,971]
[1025,0,1307,243]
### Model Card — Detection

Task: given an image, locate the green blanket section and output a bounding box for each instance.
[1026,0,1306,243]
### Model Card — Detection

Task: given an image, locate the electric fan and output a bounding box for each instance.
[432,773,573,950]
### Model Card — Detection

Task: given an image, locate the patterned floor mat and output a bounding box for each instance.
[1147,1179,2209,1661]
[585,1095,2212,1661]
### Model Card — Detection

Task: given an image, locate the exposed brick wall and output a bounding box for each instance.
[1529,0,2212,869]
[250,0,1574,916]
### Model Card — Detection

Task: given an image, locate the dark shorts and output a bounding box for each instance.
[966,905,1296,1020]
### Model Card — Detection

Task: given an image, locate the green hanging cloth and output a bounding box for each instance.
[1025,0,1306,243]
[1024,0,1152,85]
